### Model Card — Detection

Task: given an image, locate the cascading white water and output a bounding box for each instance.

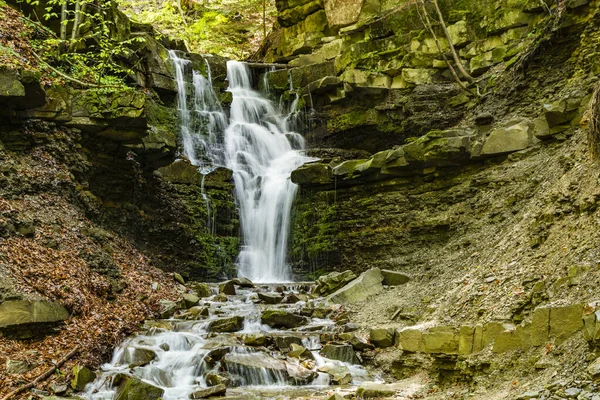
[169,51,311,283]
[225,61,310,283]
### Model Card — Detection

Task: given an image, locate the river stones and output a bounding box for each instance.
[190,384,227,399]
[318,364,352,385]
[207,316,244,333]
[232,277,254,287]
[190,282,213,298]
[313,270,357,295]
[258,292,283,304]
[274,335,303,351]
[71,365,96,391]
[288,343,315,360]
[320,344,360,364]
[369,327,395,348]
[219,281,236,295]
[115,376,164,400]
[206,372,231,387]
[116,348,156,368]
[187,306,209,319]
[182,293,200,308]
[243,333,268,346]
[222,353,288,384]
[286,362,318,385]
[261,310,308,329]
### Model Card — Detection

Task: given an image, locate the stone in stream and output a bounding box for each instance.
[314,270,357,295]
[115,376,164,400]
[158,299,180,319]
[320,344,360,364]
[207,316,244,333]
[274,335,303,351]
[116,348,156,367]
[288,343,315,360]
[286,362,318,385]
[258,292,283,304]
[282,293,301,303]
[206,372,231,387]
[187,306,209,318]
[318,364,352,385]
[327,268,384,305]
[70,365,96,391]
[339,332,374,351]
[190,384,227,399]
[261,309,308,329]
[222,353,288,384]
[190,282,213,298]
[231,277,254,287]
[182,292,200,308]
[218,281,236,295]
[243,333,269,346]
[369,327,396,348]
[380,269,410,286]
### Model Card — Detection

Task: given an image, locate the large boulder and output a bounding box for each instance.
[219,281,236,296]
[318,364,352,385]
[380,270,410,286]
[313,270,357,295]
[261,310,308,329]
[0,300,70,339]
[258,292,283,304]
[222,353,287,384]
[369,327,395,348]
[207,316,244,333]
[70,365,96,391]
[327,268,384,305]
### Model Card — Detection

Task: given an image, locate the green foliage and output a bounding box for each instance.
[118,0,277,59]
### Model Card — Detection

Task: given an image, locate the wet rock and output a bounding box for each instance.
[327,268,384,305]
[182,293,200,308]
[219,281,236,295]
[283,293,301,303]
[188,306,209,319]
[286,362,318,385]
[288,343,315,360]
[370,327,395,348]
[261,310,308,329]
[207,316,244,333]
[339,332,374,351]
[204,347,231,365]
[190,282,213,298]
[214,294,228,302]
[274,335,304,351]
[206,372,230,387]
[71,365,97,391]
[159,299,180,319]
[320,344,360,364]
[258,292,283,304]
[380,270,410,286]
[49,382,68,395]
[231,277,254,288]
[190,384,227,399]
[243,333,268,347]
[222,353,288,384]
[118,348,157,368]
[318,364,352,385]
[6,359,36,374]
[115,376,164,400]
[313,270,357,295]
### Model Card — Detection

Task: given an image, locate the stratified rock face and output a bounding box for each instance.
[0,301,70,338]
[313,270,357,295]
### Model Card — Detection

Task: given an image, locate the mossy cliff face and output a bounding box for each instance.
[258,0,598,151]
[0,7,239,280]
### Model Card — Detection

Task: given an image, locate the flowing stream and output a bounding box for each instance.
[168,51,311,283]
[83,283,379,399]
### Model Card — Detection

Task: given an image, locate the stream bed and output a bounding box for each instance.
[82,281,382,399]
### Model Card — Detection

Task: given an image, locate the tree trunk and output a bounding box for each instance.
[71,0,81,40]
[60,0,68,41]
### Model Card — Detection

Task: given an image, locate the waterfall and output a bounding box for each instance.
[169,52,311,283]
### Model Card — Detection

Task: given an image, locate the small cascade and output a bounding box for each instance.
[82,283,380,400]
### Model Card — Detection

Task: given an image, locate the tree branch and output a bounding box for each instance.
[1,345,80,400]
